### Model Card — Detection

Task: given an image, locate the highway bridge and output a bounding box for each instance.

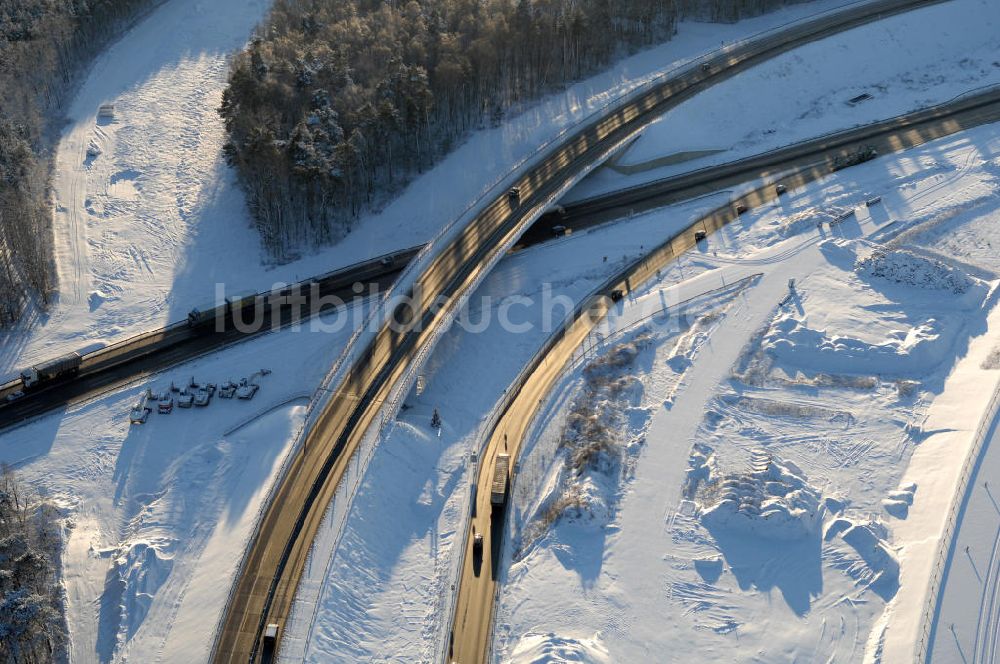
[207,1,966,662]
[447,82,1000,663]
[0,0,971,660]
[4,75,996,434]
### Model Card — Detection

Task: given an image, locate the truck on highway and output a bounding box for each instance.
[262,622,280,660]
[832,145,878,172]
[187,290,260,331]
[491,453,510,508]
[20,352,84,389]
[187,300,225,328]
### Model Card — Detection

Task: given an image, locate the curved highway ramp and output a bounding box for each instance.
[206,0,957,661]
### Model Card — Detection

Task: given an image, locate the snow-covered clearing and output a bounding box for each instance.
[2,0,273,375]
[569,0,1000,202]
[0,301,368,662]
[3,0,873,376]
[493,122,1000,663]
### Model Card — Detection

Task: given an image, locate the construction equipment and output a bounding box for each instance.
[832,145,878,171]
[235,379,258,400]
[130,390,152,424]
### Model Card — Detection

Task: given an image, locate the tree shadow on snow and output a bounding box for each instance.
[95,562,125,663]
[549,521,612,588]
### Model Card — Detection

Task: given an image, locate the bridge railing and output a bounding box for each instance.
[209,0,951,657]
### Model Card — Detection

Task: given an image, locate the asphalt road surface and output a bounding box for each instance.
[447,85,1000,664]
[212,1,964,661]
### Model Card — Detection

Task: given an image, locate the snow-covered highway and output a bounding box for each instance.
[3,0,1000,660]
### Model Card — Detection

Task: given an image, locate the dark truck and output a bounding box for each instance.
[21,352,83,389]
[187,290,260,330]
[490,453,510,509]
[262,623,279,662]
[832,145,878,172]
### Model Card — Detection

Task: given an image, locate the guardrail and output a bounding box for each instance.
[303,0,952,436]
[566,81,1000,212]
[0,247,419,413]
[915,378,1000,661]
[210,0,957,658]
[440,63,1000,662]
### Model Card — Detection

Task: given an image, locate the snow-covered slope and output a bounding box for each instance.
[0,303,366,662]
[5,0,272,371]
[569,0,1000,202]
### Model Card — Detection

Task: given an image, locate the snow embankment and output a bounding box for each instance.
[507,632,612,664]
[0,304,362,662]
[570,0,1000,201]
[762,241,991,378]
[694,452,824,541]
[517,336,651,558]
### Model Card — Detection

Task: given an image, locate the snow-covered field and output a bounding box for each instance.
[569,0,999,202]
[2,0,874,376]
[0,301,368,662]
[493,121,1000,663]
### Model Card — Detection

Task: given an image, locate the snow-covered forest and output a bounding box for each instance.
[0,466,63,663]
[220,0,813,258]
